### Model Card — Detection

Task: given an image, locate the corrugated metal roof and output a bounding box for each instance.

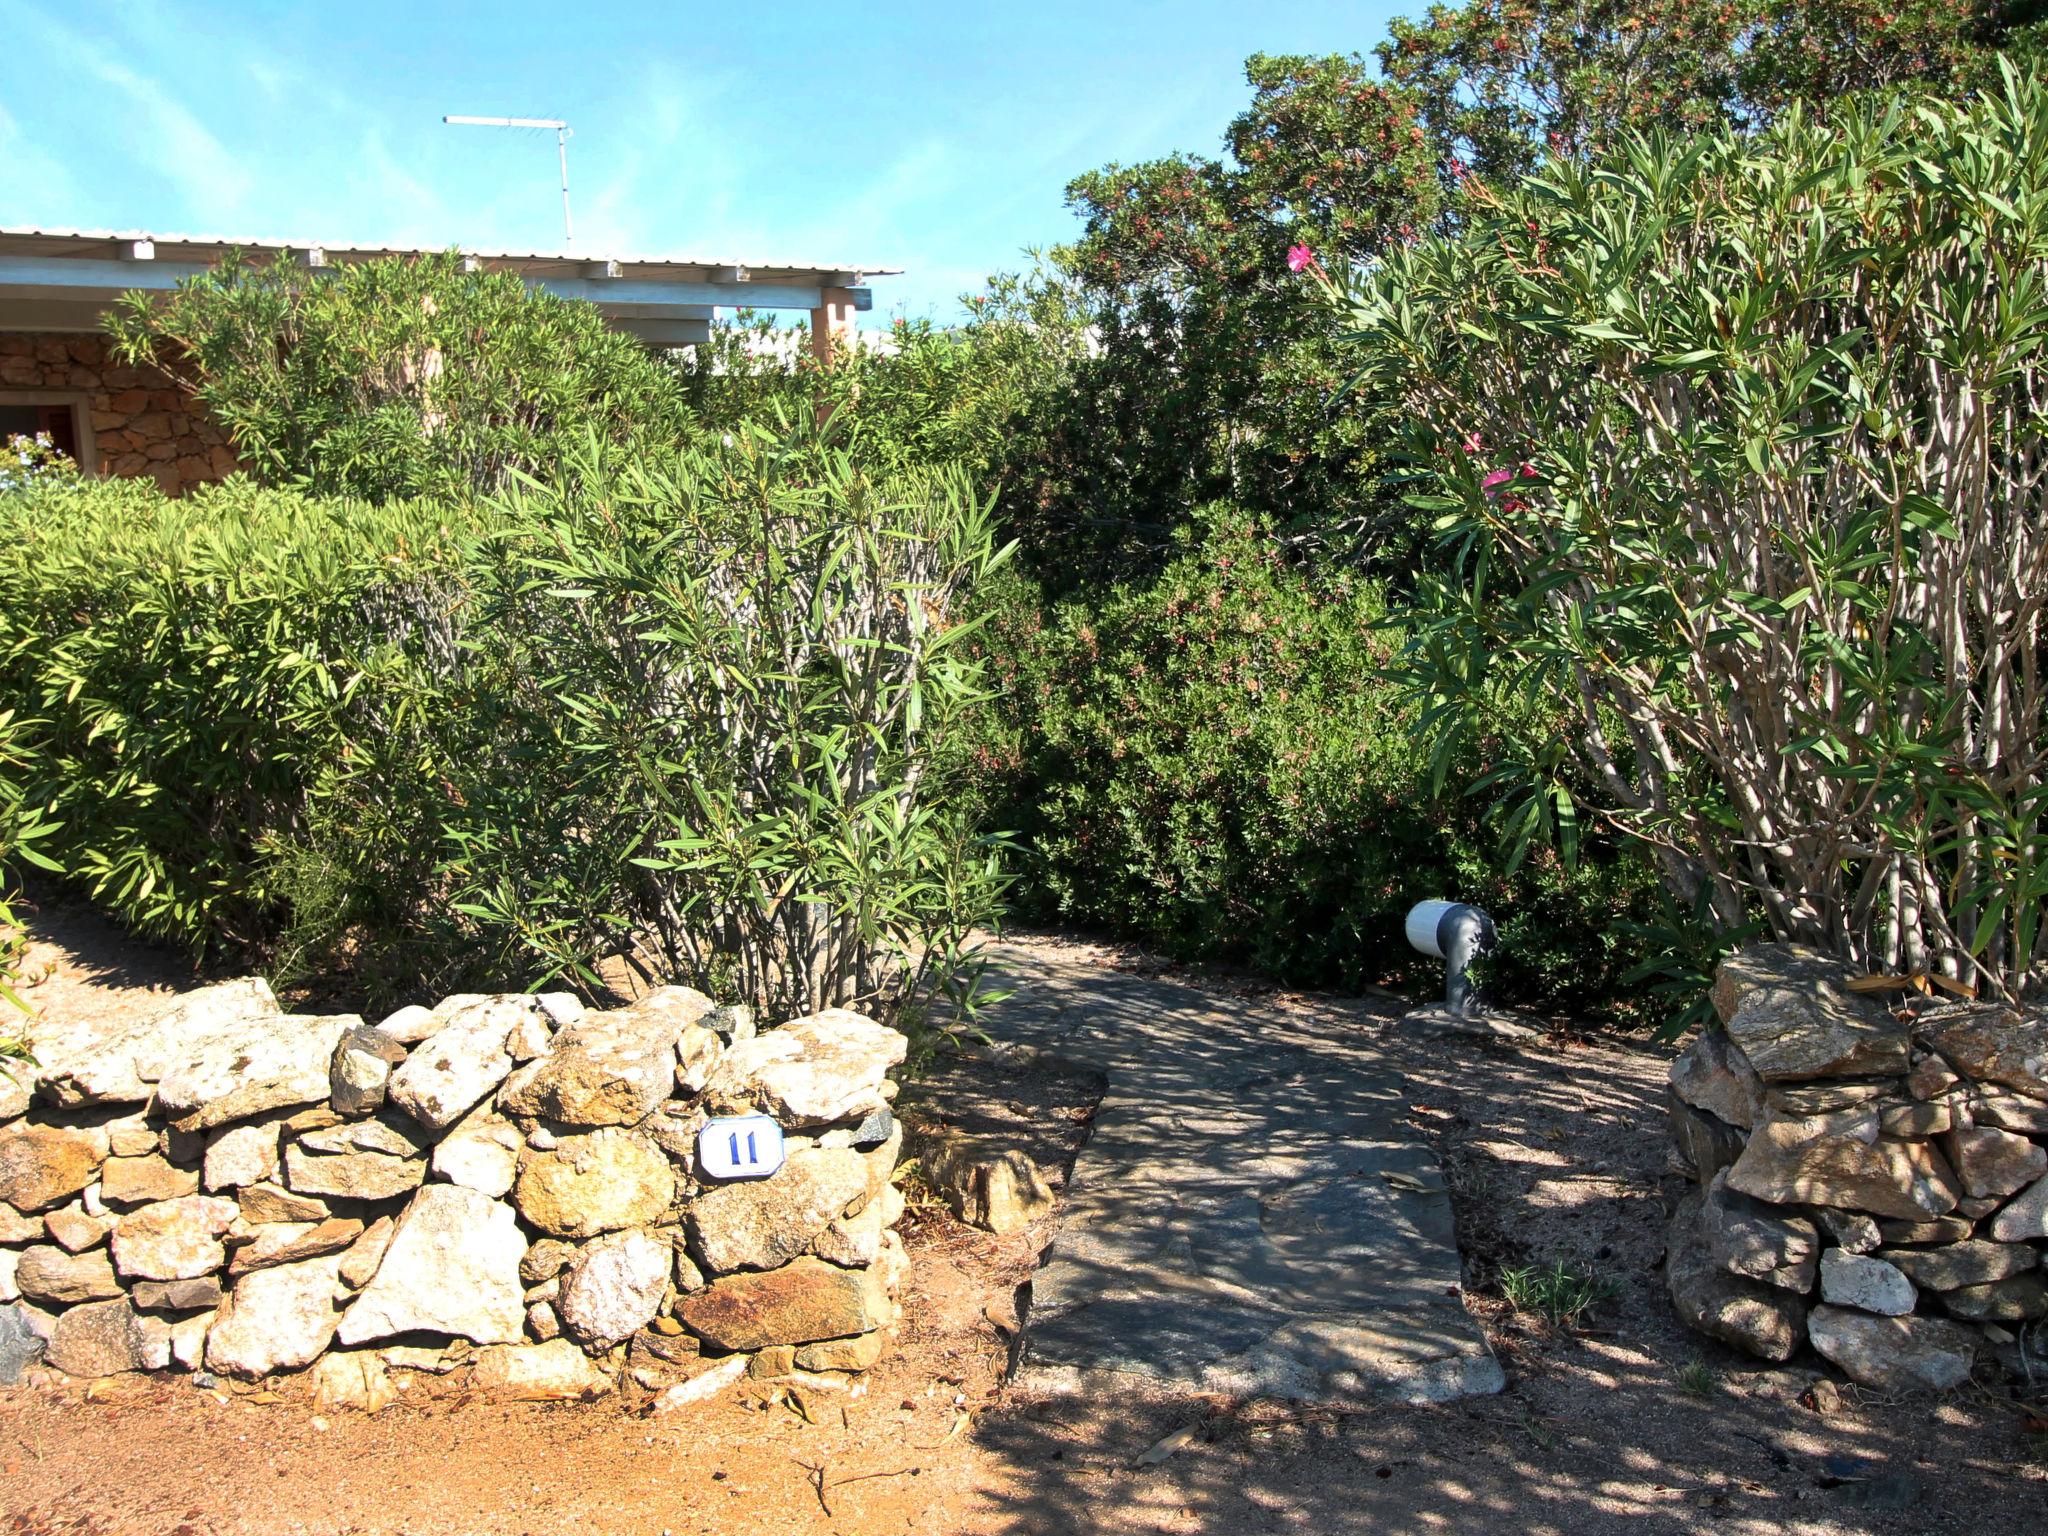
[0,225,901,282]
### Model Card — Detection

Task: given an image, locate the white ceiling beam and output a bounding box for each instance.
[0,257,859,320]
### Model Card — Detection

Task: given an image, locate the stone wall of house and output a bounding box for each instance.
[0,331,239,494]
[0,982,909,1412]
[1665,944,2046,1393]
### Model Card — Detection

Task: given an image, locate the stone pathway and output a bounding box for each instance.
[984,941,1506,1405]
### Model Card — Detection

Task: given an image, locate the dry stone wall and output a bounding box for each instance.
[0,332,240,494]
[0,980,910,1408]
[1666,944,2047,1392]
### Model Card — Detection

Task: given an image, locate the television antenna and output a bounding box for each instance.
[443,115,575,247]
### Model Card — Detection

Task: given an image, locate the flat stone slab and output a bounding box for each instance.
[984,944,1504,1405]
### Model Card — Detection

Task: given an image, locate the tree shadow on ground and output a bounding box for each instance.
[960,934,2045,1536]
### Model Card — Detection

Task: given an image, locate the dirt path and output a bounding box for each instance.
[2,909,2043,1534]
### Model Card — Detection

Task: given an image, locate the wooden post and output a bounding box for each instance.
[808,286,860,366]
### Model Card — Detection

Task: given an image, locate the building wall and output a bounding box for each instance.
[0,330,239,494]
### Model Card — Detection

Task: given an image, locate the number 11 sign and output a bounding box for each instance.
[697,1113,786,1181]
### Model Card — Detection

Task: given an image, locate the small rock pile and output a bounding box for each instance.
[1666,945,2047,1393]
[0,979,909,1407]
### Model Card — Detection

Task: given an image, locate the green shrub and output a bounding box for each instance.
[108,252,691,502]
[0,706,58,1064]
[1339,67,2048,1003]
[0,429,1010,1026]
[434,428,1012,1023]
[963,507,1661,1014]
[0,472,469,962]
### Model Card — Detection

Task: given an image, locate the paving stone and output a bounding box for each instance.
[979,944,1505,1404]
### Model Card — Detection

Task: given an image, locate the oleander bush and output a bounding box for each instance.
[0,427,1008,1024]
[427,427,1012,1020]
[962,507,1663,1011]
[107,251,693,502]
[0,472,468,960]
[1338,66,2048,1003]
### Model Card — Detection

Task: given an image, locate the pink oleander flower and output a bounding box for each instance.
[1482,462,1539,497]
[1287,243,1315,274]
[1462,431,1483,453]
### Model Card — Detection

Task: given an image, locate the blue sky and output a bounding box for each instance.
[0,1,1401,324]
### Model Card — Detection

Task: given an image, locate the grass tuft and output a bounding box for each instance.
[1498,1260,1620,1329]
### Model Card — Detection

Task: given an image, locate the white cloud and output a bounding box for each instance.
[0,99,84,219]
[5,6,257,226]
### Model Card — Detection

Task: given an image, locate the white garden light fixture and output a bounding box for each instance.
[443,114,576,247]
[1405,899,1498,1016]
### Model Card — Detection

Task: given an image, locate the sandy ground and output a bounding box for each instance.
[2,905,2045,1535]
